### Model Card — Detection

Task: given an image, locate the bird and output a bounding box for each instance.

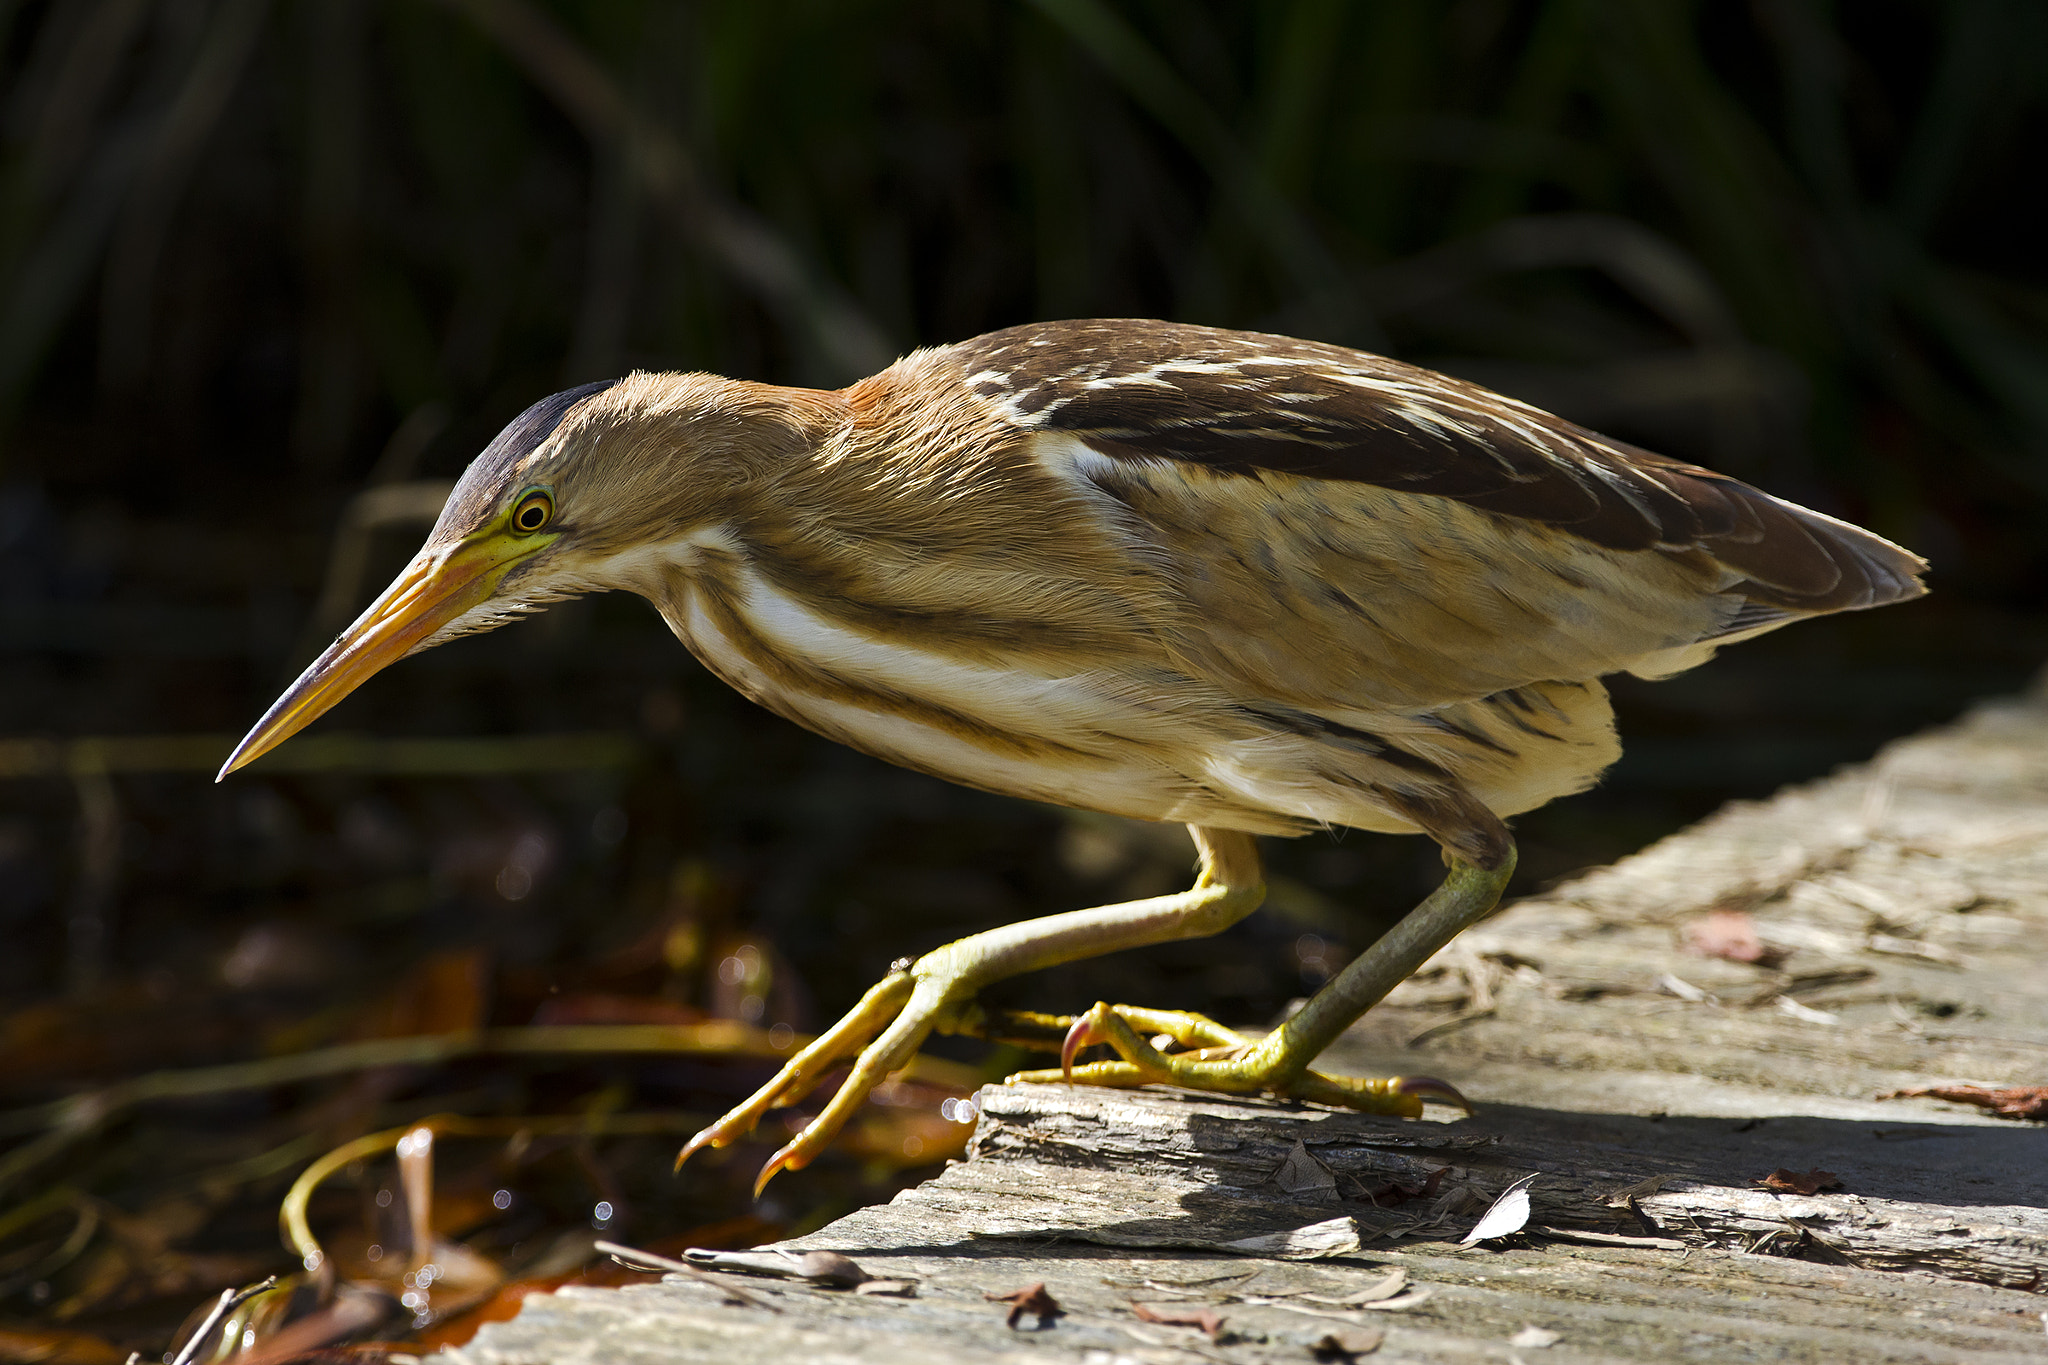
[220,318,1926,1194]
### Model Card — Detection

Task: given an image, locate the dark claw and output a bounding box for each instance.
[1394,1075,1473,1113]
[752,1137,805,1198]
[674,1128,717,1172]
[1060,1007,1106,1081]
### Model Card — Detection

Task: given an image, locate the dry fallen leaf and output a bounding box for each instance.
[1879,1084,2048,1121]
[1221,1215,1363,1259]
[1774,995,1841,1026]
[1682,909,1780,966]
[1301,1267,1407,1306]
[1509,1324,1562,1349]
[1132,1300,1227,1340]
[1602,1173,1685,1206]
[1310,1325,1385,1359]
[1535,1226,1687,1251]
[1357,1166,1446,1207]
[787,1251,870,1287]
[1273,1139,1341,1202]
[985,1282,1063,1329]
[1756,1168,1844,1195]
[679,1246,868,1287]
[1460,1175,1536,1245]
[853,1278,917,1297]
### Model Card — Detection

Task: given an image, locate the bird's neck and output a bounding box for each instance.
[742,356,1028,533]
[684,358,1167,670]
[612,356,1027,531]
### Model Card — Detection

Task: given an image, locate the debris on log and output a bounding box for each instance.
[434,680,2048,1364]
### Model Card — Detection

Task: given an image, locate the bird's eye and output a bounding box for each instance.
[509,491,553,534]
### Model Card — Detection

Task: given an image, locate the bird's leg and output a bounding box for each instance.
[1030,844,1517,1115]
[677,827,1268,1193]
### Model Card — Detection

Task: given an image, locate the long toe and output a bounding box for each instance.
[676,969,918,1177]
[1005,1000,1458,1120]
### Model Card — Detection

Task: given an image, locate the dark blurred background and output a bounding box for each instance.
[2,0,2046,1353]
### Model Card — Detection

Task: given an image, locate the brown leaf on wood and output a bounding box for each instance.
[789,1251,869,1287]
[1358,1165,1445,1207]
[1878,1084,2048,1121]
[1311,1326,1385,1359]
[985,1282,1063,1329]
[1756,1168,1844,1195]
[1273,1138,1340,1201]
[1132,1300,1227,1340]
[1682,910,1780,966]
[853,1278,918,1297]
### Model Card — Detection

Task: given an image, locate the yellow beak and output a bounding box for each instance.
[218,535,537,779]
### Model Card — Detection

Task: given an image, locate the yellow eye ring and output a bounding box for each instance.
[509,490,554,535]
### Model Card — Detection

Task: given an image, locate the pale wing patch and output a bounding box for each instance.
[1030,431,1152,500]
[788,693,1203,820]
[1190,738,1424,837]
[712,565,1185,745]
[665,558,1438,833]
[670,579,1232,824]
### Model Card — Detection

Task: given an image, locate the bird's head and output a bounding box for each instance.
[218,372,834,780]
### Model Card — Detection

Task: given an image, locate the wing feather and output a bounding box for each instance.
[955,319,1925,630]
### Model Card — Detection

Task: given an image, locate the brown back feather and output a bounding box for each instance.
[952,319,1925,622]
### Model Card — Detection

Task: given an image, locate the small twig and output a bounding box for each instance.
[685,1246,870,1287]
[595,1240,779,1311]
[1534,1225,1686,1251]
[168,1275,278,1365]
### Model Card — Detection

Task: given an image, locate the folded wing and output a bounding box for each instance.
[960,319,1926,714]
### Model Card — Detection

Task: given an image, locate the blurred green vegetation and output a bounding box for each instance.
[4,0,2046,559]
[0,1,2045,1355]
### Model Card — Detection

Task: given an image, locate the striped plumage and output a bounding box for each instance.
[225,319,1925,1187]
[420,319,1922,869]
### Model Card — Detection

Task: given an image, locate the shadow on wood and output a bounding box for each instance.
[434,674,2048,1363]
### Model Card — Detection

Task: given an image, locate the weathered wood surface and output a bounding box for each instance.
[434,681,2048,1363]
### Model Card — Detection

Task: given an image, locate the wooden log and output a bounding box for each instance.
[434,680,2048,1363]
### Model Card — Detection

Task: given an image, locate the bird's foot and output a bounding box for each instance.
[678,828,1275,1195]
[1013,850,1513,1118]
[1005,999,1470,1118]
[676,958,984,1195]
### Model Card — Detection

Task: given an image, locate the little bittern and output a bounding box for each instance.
[223,320,1925,1192]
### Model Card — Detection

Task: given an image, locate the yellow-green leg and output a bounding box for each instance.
[678,826,1268,1193]
[1035,850,1515,1111]
[676,828,1513,1194]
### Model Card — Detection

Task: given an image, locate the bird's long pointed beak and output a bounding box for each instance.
[217,540,519,780]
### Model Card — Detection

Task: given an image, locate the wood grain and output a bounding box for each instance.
[435,675,2048,1364]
